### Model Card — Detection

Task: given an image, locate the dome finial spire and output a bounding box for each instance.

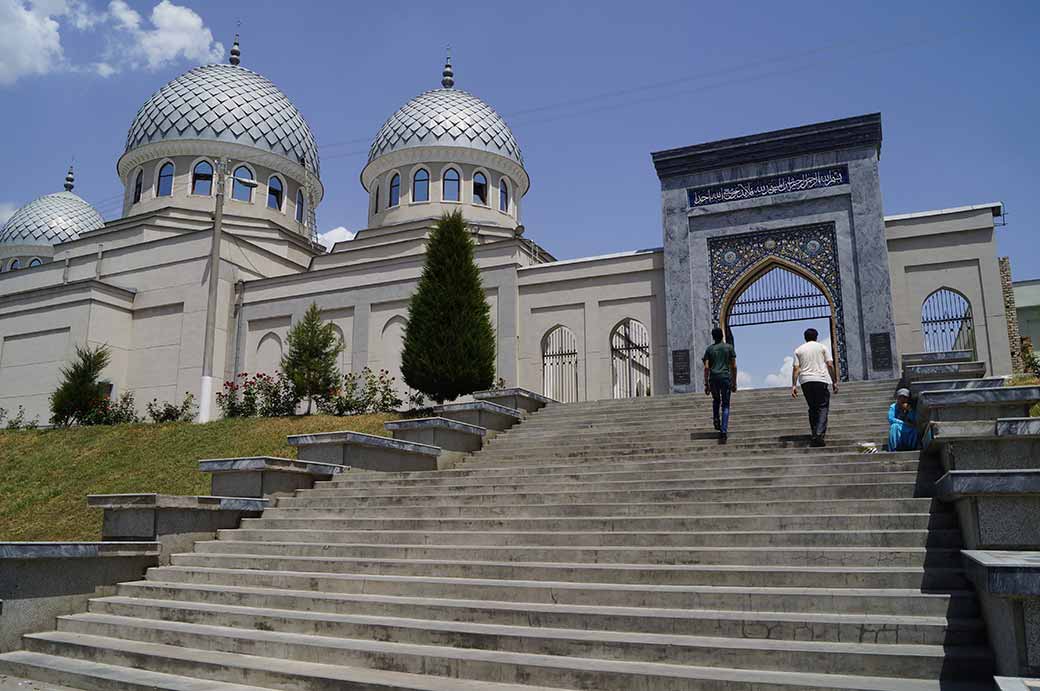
[441,47,454,88]
[64,164,75,192]
[229,32,241,66]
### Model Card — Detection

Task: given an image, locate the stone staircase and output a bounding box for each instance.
[0,381,996,690]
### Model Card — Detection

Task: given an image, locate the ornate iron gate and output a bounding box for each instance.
[611,319,651,398]
[542,326,579,402]
[726,266,832,327]
[922,288,976,355]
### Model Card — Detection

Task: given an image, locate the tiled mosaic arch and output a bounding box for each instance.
[708,222,849,381]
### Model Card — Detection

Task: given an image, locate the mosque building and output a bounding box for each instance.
[0,40,1020,422]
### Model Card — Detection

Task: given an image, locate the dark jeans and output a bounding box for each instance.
[801,381,830,439]
[709,375,732,434]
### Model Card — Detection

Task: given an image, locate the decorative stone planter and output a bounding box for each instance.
[287,430,440,472]
[0,542,159,652]
[199,456,345,497]
[963,550,1040,677]
[384,417,485,453]
[901,350,975,367]
[902,361,987,384]
[87,494,268,560]
[909,377,1006,399]
[432,401,523,432]
[473,388,555,415]
[924,418,1040,470]
[937,470,1040,549]
[916,386,1040,434]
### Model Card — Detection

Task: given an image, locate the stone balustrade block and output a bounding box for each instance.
[198,456,345,497]
[923,417,1040,470]
[472,387,555,414]
[902,361,987,384]
[937,470,1040,549]
[963,550,1040,677]
[384,417,486,454]
[287,430,440,472]
[432,400,523,431]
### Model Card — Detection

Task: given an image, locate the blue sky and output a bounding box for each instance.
[1,0,1037,387]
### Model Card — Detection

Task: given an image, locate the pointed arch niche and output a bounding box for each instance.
[709,223,848,381]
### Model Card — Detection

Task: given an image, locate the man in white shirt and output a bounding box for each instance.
[791,328,839,447]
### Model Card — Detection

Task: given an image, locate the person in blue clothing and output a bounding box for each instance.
[702,327,737,443]
[888,388,919,451]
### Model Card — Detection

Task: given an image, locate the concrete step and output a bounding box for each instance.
[260,497,942,519]
[241,512,958,534]
[302,469,929,498]
[483,424,889,447]
[41,615,993,685]
[319,462,924,495]
[274,481,923,509]
[471,440,890,461]
[10,633,568,691]
[334,451,922,482]
[141,567,981,616]
[109,584,986,643]
[463,445,894,467]
[524,400,897,424]
[166,553,967,588]
[0,650,267,691]
[219,527,960,549]
[18,629,995,691]
[192,539,960,567]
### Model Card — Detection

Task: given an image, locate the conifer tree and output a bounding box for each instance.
[50,343,111,426]
[401,210,496,402]
[281,302,342,414]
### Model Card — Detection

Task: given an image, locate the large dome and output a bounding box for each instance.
[123,62,320,177]
[368,75,522,167]
[0,172,104,247]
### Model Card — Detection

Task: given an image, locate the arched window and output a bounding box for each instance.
[388,173,400,207]
[232,166,253,202]
[267,176,284,210]
[611,319,651,399]
[373,186,380,214]
[542,325,579,403]
[8,258,21,271]
[443,168,460,201]
[156,162,174,197]
[295,188,305,223]
[132,170,143,204]
[922,288,976,356]
[413,169,430,202]
[499,178,509,212]
[473,172,488,205]
[28,258,42,268]
[191,161,213,195]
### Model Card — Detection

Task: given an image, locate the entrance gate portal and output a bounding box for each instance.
[722,264,839,379]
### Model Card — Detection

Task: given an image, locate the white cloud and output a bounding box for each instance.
[0,0,223,86]
[0,0,63,85]
[318,226,356,250]
[736,370,754,390]
[763,336,833,388]
[107,0,223,71]
[0,202,20,225]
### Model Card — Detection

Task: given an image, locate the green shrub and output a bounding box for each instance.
[281,303,342,414]
[49,344,111,427]
[401,210,495,403]
[317,367,403,416]
[147,393,198,423]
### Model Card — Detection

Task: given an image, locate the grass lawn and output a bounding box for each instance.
[0,413,396,542]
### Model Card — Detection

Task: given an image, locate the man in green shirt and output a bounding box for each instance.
[702,327,737,443]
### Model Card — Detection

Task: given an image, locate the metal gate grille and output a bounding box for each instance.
[727,266,832,327]
[611,319,651,398]
[542,326,579,403]
[922,288,976,355]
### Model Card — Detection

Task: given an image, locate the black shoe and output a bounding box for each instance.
[810,436,826,448]
[719,432,728,444]
[713,419,722,431]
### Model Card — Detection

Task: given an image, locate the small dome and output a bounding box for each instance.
[0,190,104,247]
[124,63,320,177]
[368,88,523,167]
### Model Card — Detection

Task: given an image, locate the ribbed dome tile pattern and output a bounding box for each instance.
[125,64,320,176]
[368,88,522,165]
[0,192,105,246]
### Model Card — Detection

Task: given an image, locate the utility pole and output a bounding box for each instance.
[198,157,227,422]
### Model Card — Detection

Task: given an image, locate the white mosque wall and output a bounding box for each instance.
[885,204,1012,375]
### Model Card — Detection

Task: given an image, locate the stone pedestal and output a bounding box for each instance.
[964,550,1040,677]
[287,430,441,472]
[199,456,344,497]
